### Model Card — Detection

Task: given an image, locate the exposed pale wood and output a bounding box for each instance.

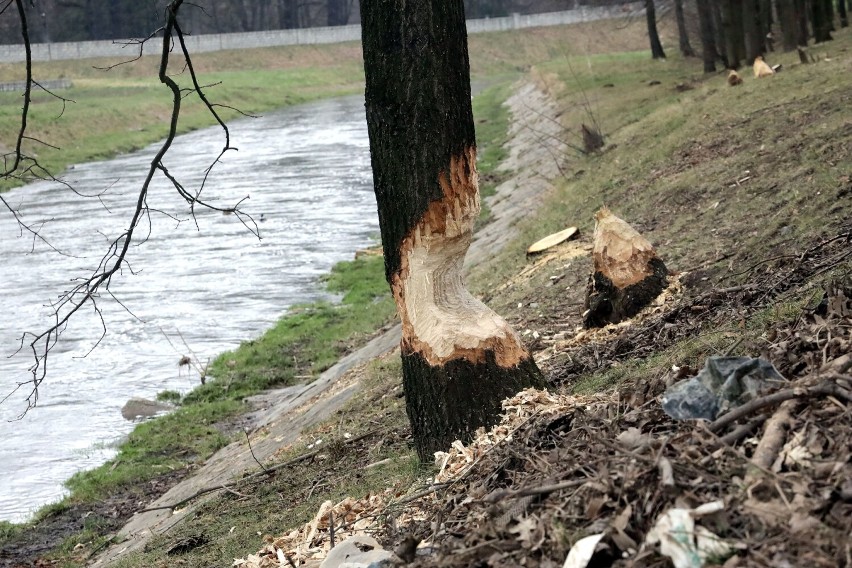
[394,148,529,368]
[527,226,579,255]
[753,55,775,77]
[584,207,668,327]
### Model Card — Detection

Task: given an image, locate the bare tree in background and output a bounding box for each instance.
[644,0,666,59]
[1,0,256,413]
[674,0,696,57]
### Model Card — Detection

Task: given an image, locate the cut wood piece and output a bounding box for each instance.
[584,207,669,328]
[753,55,775,77]
[526,226,579,255]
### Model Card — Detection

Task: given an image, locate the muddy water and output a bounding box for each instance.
[0,95,378,522]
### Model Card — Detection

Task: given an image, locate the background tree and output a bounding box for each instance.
[812,0,835,41]
[795,0,811,46]
[777,0,800,51]
[360,0,545,460]
[720,0,746,68]
[674,0,696,57]
[743,0,765,64]
[696,0,718,72]
[839,0,849,27]
[645,0,666,59]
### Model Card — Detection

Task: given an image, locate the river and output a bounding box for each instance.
[0,95,378,522]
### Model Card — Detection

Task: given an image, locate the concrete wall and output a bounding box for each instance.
[0,4,642,64]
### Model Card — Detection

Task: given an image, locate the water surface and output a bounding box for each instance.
[0,95,378,522]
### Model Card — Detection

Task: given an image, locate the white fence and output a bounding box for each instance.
[0,4,642,64]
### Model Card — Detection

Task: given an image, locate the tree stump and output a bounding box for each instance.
[584,208,669,328]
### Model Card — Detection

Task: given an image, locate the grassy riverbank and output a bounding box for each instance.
[0,18,648,193]
[0,32,531,563]
[94,26,852,567]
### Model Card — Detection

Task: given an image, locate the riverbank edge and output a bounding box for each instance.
[0,77,516,564]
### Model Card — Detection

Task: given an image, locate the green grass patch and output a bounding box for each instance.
[472,80,514,226]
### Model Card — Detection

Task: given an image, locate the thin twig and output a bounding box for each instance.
[709,382,851,433]
[245,431,272,475]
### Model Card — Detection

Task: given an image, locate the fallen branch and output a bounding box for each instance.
[484,477,589,503]
[748,400,798,473]
[709,382,851,433]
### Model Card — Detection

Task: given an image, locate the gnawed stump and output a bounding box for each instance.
[584,208,668,328]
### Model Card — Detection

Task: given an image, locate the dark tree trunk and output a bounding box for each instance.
[645,0,667,59]
[360,0,545,461]
[795,0,810,45]
[743,0,764,63]
[697,0,718,72]
[720,0,745,68]
[761,0,774,40]
[674,0,696,56]
[327,0,350,25]
[711,0,730,66]
[812,0,834,40]
[279,0,300,29]
[777,0,799,50]
[840,0,849,26]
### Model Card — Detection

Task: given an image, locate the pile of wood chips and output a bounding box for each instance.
[236,279,851,567]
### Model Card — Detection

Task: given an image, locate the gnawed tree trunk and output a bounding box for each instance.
[697,0,718,72]
[360,0,545,461]
[584,208,669,328]
[645,0,667,59]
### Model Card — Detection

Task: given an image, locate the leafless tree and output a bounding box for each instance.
[1,0,256,414]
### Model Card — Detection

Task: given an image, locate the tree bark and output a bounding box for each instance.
[360,0,545,461]
[840,0,849,26]
[777,0,799,50]
[795,0,810,45]
[645,0,667,59]
[812,0,834,41]
[711,0,730,66]
[697,0,718,72]
[674,0,696,56]
[743,0,764,64]
[720,0,746,68]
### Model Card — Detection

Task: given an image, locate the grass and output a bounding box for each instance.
[109,354,417,567]
[472,80,514,226]
[0,60,365,191]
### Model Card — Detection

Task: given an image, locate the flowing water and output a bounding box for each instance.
[0,95,378,522]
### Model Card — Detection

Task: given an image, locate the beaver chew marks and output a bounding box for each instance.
[584,207,669,328]
[391,146,529,368]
